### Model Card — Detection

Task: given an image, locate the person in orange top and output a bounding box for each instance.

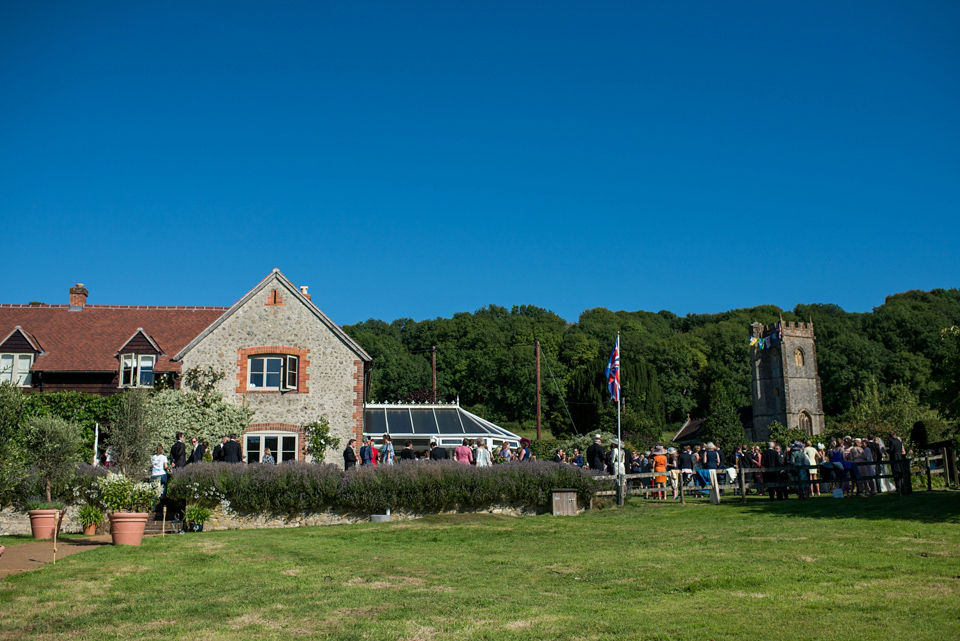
[652,445,668,499]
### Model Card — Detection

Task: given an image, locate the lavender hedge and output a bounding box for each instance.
[166,461,602,516]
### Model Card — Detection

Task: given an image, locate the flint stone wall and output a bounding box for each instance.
[0,504,568,537]
[0,506,84,536]
[206,503,547,530]
[180,275,364,464]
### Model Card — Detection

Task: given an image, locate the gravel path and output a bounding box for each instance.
[0,535,113,578]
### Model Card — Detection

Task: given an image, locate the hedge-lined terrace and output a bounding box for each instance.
[165,461,603,516]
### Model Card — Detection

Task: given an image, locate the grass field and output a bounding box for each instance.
[2,491,959,640]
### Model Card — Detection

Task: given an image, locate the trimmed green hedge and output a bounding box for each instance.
[167,461,603,515]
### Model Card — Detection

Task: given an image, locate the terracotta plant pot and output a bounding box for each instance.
[108,512,150,546]
[28,509,60,540]
[83,524,97,536]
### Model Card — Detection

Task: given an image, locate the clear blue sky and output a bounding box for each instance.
[2,1,957,325]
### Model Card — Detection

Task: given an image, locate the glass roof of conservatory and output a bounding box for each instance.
[364,402,521,445]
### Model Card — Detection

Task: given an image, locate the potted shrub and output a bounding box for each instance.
[77,504,104,536]
[21,415,81,539]
[183,504,212,532]
[95,473,162,546]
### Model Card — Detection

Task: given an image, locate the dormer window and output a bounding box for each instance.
[0,353,33,386]
[248,355,298,391]
[120,354,155,387]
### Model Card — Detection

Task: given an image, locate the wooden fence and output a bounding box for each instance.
[590,453,960,505]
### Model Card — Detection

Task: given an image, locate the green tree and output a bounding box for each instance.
[149,389,254,449]
[842,379,937,446]
[304,417,340,463]
[0,381,27,448]
[700,382,745,452]
[22,414,83,503]
[936,326,960,418]
[109,390,157,476]
[0,382,28,507]
[767,420,806,448]
[22,390,121,462]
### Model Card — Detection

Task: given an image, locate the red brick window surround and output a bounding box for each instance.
[265,289,284,306]
[236,346,310,394]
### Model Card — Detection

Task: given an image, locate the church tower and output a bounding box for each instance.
[750,320,825,441]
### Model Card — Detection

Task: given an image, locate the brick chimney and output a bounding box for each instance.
[69,283,88,308]
[299,285,311,301]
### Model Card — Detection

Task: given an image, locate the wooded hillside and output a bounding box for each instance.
[343,289,960,442]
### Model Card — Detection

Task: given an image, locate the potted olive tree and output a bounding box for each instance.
[97,390,162,545]
[21,415,81,539]
[108,389,155,476]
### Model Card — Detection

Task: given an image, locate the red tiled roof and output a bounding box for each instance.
[0,305,226,373]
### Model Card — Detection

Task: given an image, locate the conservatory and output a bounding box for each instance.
[363,401,521,451]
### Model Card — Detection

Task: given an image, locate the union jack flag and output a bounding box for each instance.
[606,335,620,403]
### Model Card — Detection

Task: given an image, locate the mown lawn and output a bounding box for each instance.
[1,491,958,640]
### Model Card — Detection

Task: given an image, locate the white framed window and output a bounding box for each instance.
[120,354,155,387]
[245,433,298,463]
[0,353,33,386]
[248,355,299,391]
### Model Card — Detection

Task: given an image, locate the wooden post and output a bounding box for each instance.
[903,457,913,495]
[52,508,64,565]
[739,467,747,504]
[951,447,959,489]
[162,506,167,537]
[941,446,952,490]
[926,455,933,491]
[431,346,437,403]
[535,339,542,441]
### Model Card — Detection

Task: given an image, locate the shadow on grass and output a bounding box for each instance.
[722,489,960,523]
[0,534,99,546]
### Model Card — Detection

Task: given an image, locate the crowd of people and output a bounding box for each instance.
[343,435,505,469]
[148,428,909,504]
[458,431,910,502]
[146,432,247,487]
[566,432,910,501]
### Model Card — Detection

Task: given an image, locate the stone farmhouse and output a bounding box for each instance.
[0,270,372,464]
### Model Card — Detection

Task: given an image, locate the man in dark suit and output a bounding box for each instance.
[889,432,906,492]
[222,434,243,463]
[428,441,448,460]
[761,441,785,501]
[189,437,206,464]
[587,435,606,471]
[212,436,228,462]
[343,439,357,470]
[170,432,187,470]
[399,440,415,461]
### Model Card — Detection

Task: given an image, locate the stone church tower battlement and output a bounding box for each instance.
[749,320,825,441]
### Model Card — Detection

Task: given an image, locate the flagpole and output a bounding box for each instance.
[616,332,623,505]
[606,333,624,505]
